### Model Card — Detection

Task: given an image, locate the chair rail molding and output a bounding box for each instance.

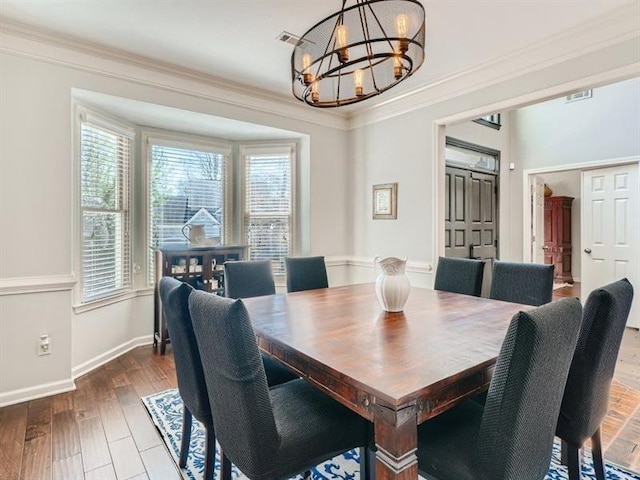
[326,256,434,274]
[0,274,77,296]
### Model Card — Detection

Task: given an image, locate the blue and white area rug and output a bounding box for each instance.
[142,389,640,480]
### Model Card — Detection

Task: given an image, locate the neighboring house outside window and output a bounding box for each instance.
[241,145,295,275]
[79,114,133,302]
[147,138,230,284]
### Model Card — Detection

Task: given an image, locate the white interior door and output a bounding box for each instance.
[582,163,639,328]
[531,175,546,263]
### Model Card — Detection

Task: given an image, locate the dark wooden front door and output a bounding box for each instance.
[445,166,498,294]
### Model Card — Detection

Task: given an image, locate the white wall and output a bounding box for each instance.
[0,51,351,404]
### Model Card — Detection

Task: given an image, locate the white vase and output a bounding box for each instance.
[374,256,410,312]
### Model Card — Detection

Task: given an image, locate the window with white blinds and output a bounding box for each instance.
[80,120,132,302]
[148,140,228,283]
[243,146,294,275]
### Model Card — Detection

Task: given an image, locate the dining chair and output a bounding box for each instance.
[222,260,298,385]
[416,297,582,480]
[188,289,373,480]
[556,278,634,480]
[489,261,554,306]
[159,277,298,479]
[159,277,217,480]
[224,259,276,299]
[433,256,484,297]
[285,256,329,293]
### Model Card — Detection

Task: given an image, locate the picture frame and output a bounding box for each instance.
[372,182,397,219]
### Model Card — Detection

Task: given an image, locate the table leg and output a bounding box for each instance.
[373,404,418,480]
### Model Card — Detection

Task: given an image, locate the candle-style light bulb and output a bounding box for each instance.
[354,69,364,97]
[336,24,349,63]
[393,55,403,80]
[311,81,319,103]
[302,53,313,85]
[396,14,409,53]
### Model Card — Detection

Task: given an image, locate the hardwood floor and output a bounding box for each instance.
[1,306,639,479]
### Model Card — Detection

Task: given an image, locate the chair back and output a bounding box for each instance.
[224,260,275,299]
[472,297,582,479]
[490,261,554,306]
[285,256,329,293]
[189,289,279,478]
[433,256,484,297]
[159,277,212,425]
[556,278,634,446]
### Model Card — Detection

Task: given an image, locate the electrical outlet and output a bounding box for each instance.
[38,334,51,356]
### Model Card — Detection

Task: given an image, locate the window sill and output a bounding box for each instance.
[74,287,154,314]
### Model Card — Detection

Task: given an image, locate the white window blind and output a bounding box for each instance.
[148,142,227,283]
[244,149,293,275]
[80,122,132,302]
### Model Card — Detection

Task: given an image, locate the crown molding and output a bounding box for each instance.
[0,18,350,131]
[349,2,640,129]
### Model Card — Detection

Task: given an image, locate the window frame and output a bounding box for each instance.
[239,143,297,276]
[75,108,135,306]
[143,131,233,286]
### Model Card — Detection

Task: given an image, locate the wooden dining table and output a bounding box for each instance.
[243,283,532,480]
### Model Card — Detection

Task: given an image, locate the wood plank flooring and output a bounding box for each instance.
[1,295,638,479]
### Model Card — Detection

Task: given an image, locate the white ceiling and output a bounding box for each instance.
[0,0,635,110]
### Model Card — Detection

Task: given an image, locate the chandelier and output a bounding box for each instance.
[291,0,426,108]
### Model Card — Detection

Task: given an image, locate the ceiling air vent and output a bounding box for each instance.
[277,31,302,46]
[566,90,592,103]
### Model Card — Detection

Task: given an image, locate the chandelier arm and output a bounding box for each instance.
[364,0,396,53]
[357,0,380,93]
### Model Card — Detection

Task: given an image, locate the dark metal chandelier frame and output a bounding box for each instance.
[291,0,426,108]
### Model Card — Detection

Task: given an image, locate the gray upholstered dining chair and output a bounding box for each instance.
[159,277,217,480]
[556,278,634,480]
[285,256,329,293]
[433,256,484,297]
[416,297,582,480]
[224,259,275,299]
[188,289,373,480]
[489,261,554,306]
[222,260,297,386]
[159,277,297,479]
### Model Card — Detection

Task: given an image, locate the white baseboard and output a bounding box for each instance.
[0,378,76,408]
[72,334,154,379]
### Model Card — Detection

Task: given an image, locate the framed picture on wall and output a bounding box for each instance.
[372,183,397,219]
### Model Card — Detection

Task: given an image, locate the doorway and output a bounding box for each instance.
[523,158,640,328]
[444,138,499,295]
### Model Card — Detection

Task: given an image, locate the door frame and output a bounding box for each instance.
[521,156,640,265]
[445,136,501,260]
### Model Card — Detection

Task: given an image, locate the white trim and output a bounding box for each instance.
[73,287,153,314]
[0,378,76,408]
[0,19,350,131]
[72,334,154,379]
[325,256,434,274]
[0,275,76,296]
[145,134,233,157]
[350,3,640,128]
[521,156,640,263]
